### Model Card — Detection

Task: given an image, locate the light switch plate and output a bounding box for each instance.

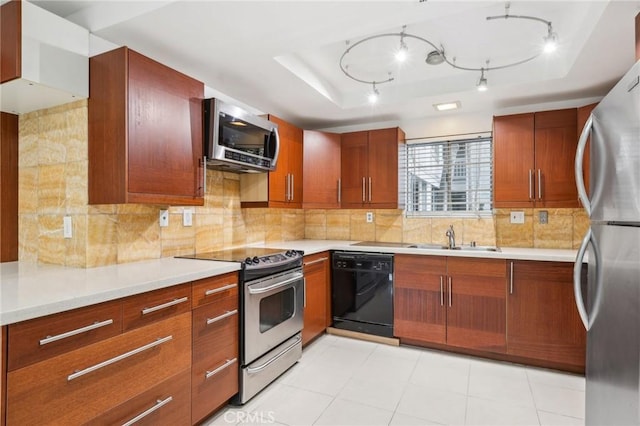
[63,216,72,239]
[539,210,549,224]
[159,209,169,227]
[183,209,193,227]
[510,211,525,224]
[366,212,374,223]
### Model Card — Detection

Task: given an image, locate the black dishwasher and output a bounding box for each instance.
[331,251,394,337]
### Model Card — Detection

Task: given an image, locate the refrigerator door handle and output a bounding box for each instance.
[575,115,593,216]
[574,228,603,331]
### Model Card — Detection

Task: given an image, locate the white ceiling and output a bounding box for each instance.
[32,0,640,130]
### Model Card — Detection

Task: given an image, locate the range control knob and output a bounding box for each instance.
[252,256,260,264]
[244,257,253,265]
[285,250,296,257]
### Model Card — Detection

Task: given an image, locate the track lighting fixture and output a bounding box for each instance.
[339,2,558,103]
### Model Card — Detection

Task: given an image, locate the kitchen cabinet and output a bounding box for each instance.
[240,115,303,208]
[191,273,239,424]
[88,46,204,206]
[303,131,341,208]
[493,108,579,208]
[507,260,586,372]
[302,252,330,345]
[341,127,405,208]
[6,312,192,425]
[395,255,507,353]
[1,326,6,426]
[0,113,18,262]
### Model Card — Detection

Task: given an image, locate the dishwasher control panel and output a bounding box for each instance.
[332,252,393,273]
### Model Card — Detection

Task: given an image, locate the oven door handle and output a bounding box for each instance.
[248,273,303,295]
[246,335,302,374]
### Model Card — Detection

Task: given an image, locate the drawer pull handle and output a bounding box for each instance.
[67,335,173,381]
[303,257,328,266]
[39,319,114,346]
[206,309,238,325]
[121,396,173,426]
[141,297,188,315]
[206,358,237,379]
[204,283,237,296]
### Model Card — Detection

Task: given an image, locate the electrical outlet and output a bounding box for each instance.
[510,211,525,224]
[63,216,72,239]
[539,210,549,224]
[183,209,193,227]
[366,212,374,223]
[159,209,169,227]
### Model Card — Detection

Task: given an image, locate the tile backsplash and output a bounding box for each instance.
[17,101,587,268]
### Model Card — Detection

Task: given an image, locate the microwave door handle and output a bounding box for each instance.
[272,127,281,169]
[203,156,207,196]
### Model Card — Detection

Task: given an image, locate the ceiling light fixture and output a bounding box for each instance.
[395,26,409,62]
[340,2,558,103]
[434,101,461,111]
[368,83,380,104]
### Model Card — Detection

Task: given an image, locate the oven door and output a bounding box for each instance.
[243,268,304,364]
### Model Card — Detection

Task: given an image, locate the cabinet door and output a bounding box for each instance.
[493,113,535,208]
[303,131,341,208]
[267,115,302,207]
[0,0,21,84]
[507,261,586,369]
[446,257,507,353]
[302,253,329,345]
[394,255,447,344]
[127,50,203,204]
[340,131,369,207]
[534,109,579,207]
[289,125,303,206]
[368,128,402,208]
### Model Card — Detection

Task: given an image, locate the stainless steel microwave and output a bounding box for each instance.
[203,98,279,173]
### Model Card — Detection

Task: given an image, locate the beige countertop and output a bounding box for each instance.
[0,239,580,326]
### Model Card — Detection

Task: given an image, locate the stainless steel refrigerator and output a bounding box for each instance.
[574,59,640,425]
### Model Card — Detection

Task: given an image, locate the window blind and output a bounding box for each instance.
[403,137,493,216]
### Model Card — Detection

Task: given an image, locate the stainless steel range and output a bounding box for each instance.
[178,247,304,404]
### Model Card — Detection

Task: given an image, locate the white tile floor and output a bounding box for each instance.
[204,334,585,426]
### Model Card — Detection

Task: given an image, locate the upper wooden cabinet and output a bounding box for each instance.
[493,108,579,208]
[240,115,303,208]
[341,127,405,208]
[88,47,204,206]
[303,130,341,209]
[268,115,303,207]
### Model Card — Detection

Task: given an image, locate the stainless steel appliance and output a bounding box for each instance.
[574,59,640,425]
[178,247,304,404]
[203,98,279,173]
[331,251,394,337]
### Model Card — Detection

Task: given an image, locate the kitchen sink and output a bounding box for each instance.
[406,244,500,252]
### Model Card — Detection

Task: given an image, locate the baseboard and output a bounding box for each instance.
[326,327,400,346]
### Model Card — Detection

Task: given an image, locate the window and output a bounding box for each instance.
[402,136,493,216]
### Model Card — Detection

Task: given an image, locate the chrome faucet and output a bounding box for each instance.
[446,225,456,249]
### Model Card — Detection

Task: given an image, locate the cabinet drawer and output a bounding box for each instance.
[192,343,238,424]
[123,284,191,331]
[192,296,238,353]
[192,272,239,308]
[86,368,191,426]
[7,300,123,371]
[6,312,191,425]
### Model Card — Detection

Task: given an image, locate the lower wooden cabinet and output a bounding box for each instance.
[86,368,192,426]
[302,252,330,345]
[191,287,239,424]
[394,255,507,353]
[6,312,191,425]
[507,260,586,371]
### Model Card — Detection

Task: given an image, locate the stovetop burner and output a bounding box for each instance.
[177,247,303,271]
